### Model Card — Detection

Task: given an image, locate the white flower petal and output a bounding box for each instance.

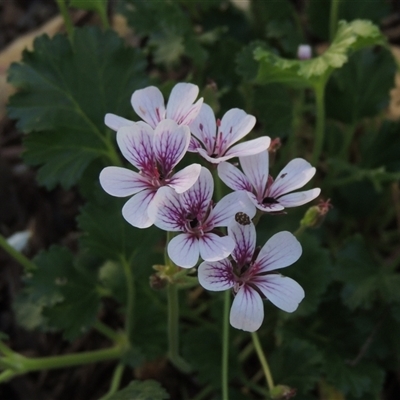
[239,151,269,197]
[198,233,235,262]
[148,187,185,232]
[168,164,202,193]
[122,189,156,228]
[278,188,321,207]
[268,158,316,198]
[228,222,256,266]
[210,191,256,228]
[117,124,154,171]
[188,136,202,152]
[105,113,134,131]
[153,119,190,173]
[131,86,166,128]
[168,233,200,268]
[198,259,235,291]
[224,137,271,160]
[166,83,203,125]
[256,231,302,273]
[217,162,252,192]
[99,167,150,197]
[254,275,305,313]
[189,103,216,154]
[181,167,213,219]
[218,108,256,152]
[230,285,264,332]
[246,191,285,213]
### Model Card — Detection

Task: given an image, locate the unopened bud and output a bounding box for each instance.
[149,273,168,290]
[300,199,332,228]
[270,384,297,399]
[297,44,312,60]
[268,138,281,166]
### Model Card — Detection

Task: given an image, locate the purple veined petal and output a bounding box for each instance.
[99,167,150,197]
[278,188,321,207]
[218,108,256,153]
[122,189,157,229]
[168,164,202,194]
[166,83,203,125]
[196,148,231,164]
[224,137,271,160]
[239,151,269,197]
[189,103,216,155]
[168,233,200,268]
[230,285,264,332]
[131,86,166,128]
[217,162,252,192]
[268,158,317,199]
[228,222,256,266]
[255,231,302,273]
[198,259,235,291]
[117,123,155,171]
[153,119,191,173]
[104,113,134,131]
[188,136,202,152]
[247,191,285,213]
[210,191,256,228]
[253,274,305,313]
[148,186,186,232]
[198,233,235,262]
[181,167,213,219]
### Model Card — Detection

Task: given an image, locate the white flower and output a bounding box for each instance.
[105,83,203,131]
[148,167,256,268]
[188,104,271,164]
[198,220,304,332]
[99,120,201,228]
[218,151,321,213]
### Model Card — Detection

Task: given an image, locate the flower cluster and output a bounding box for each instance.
[99,83,321,331]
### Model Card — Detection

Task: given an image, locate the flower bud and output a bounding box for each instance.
[149,273,168,290]
[268,138,281,166]
[300,199,332,228]
[297,44,312,60]
[270,384,297,399]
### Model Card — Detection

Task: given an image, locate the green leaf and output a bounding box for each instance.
[252,84,293,138]
[323,353,385,398]
[77,192,163,265]
[123,0,207,66]
[335,235,400,310]
[307,0,389,41]
[8,27,147,189]
[253,20,386,87]
[284,233,333,316]
[269,339,323,395]
[325,48,396,124]
[107,380,169,400]
[21,246,101,340]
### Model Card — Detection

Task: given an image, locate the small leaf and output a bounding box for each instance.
[325,48,396,124]
[107,380,169,400]
[8,27,147,189]
[20,246,101,340]
[323,353,384,398]
[253,20,386,87]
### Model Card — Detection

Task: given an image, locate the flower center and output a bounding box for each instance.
[262,196,279,205]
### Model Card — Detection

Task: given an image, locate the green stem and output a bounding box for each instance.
[0,234,36,272]
[251,332,274,391]
[0,340,14,357]
[120,257,135,344]
[329,0,341,41]
[100,363,125,399]
[222,290,231,400]
[55,0,74,41]
[311,83,326,165]
[167,281,192,373]
[93,320,123,344]
[98,5,110,30]
[339,122,357,160]
[293,225,306,238]
[0,345,123,383]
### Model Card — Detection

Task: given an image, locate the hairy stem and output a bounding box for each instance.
[0,234,36,272]
[329,0,341,41]
[121,257,135,344]
[222,290,231,400]
[55,0,74,41]
[311,83,326,165]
